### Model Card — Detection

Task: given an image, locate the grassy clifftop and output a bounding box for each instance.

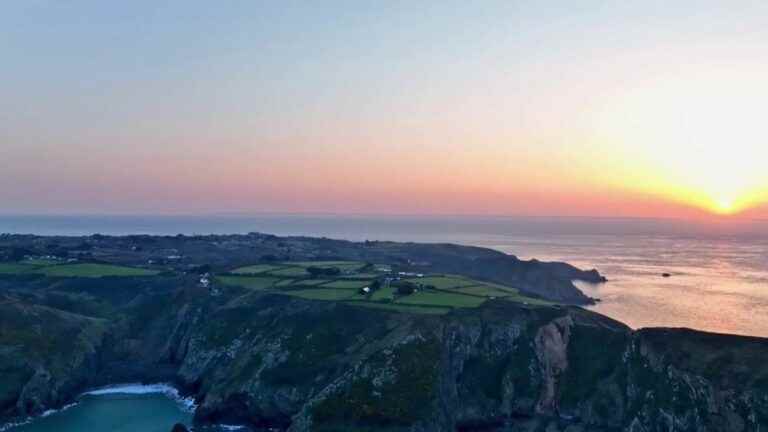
[218,260,550,316]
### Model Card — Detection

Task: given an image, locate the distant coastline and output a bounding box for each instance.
[3,213,768,238]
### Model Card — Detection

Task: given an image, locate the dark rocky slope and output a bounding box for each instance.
[2,279,767,432]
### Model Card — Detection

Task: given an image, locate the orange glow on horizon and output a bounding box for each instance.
[583,66,768,219]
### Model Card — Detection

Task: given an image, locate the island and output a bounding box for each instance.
[0,233,766,432]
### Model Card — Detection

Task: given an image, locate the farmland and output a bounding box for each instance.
[0,254,549,313]
[218,261,548,314]
[0,261,158,278]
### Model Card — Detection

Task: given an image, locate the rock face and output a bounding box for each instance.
[0,301,106,419]
[170,423,189,432]
[2,283,768,431]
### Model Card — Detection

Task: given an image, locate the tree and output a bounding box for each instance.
[189,264,211,274]
[306,266,341,278]
[394,281,417,295]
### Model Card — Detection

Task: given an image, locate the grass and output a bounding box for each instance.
[274,278,299,287]
[217,276,279,290]
[501,293,553,306]
[294,279,332,286]
[396,289,487,308]
[283,288,360,301]
[217,268,549,315]
[407,275,550,306]
[452,285,516,298]
[266,267,312,277]
[370,285,396,301]
[407,275,476,289]
[321,279,371,289]
[33,263,158,278]
[290,261,365,271]
[232,260,368,277]
[344,301,450,315]
[231,264,282,274]
[341,273,378,279]
[274,278,333,288]
[0,262,158,278]
[0,263,34,274]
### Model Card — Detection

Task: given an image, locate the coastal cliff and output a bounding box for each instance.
[2,283,767,432]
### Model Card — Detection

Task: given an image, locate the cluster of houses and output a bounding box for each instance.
[147,254,184,266]
[358,272,428,298]
[199,273,211,288]
[199,272,222,296]
[24,255,78,263]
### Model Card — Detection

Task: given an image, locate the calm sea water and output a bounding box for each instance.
[2,214,768,337]
[3,386,193,432]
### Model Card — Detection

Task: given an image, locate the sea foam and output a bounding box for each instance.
[81,383,197,412]
[0,419,31,432]
[0,384,195,431]
[0,402,79,431]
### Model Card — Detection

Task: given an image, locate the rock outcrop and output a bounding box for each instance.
[170,423,189,432]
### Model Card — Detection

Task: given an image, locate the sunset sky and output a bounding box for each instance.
[3,1,768,218]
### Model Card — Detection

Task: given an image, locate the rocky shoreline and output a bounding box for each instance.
[2,292,767,431]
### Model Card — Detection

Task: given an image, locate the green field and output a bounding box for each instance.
[320,280,370,289]
[231,264,282,274]
[450,285,514,298]
[266,267,312,277]
[231,261,376,281]
[217,276,279,290]
[407,275,475,289]
[370,285,396,302]
[501,294,553,306]
[395,289,487,308]
[347,301,450,315]
[290,261,365,271]
[35,263,159,278]
[340,273,378,279]
[283,288,361,301]
[0,262,158,278]
[213,267,548,315]
[273,278,298,287]
[0,263,34,274]
[274,278,332,287]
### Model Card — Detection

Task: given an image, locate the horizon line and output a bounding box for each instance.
[1,211,768,224]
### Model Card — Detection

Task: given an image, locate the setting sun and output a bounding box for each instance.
[591,66,768,217]
[714,198,735,215]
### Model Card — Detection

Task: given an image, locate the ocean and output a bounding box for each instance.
[2,214,768,337]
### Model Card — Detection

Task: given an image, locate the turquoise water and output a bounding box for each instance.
[4,393,192,432]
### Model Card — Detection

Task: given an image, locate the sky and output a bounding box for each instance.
[3,1,768,218]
